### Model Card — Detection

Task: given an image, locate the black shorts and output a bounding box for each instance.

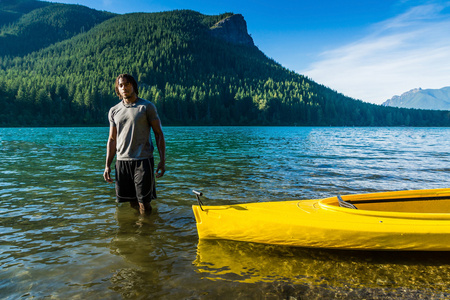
[115,158,156,203]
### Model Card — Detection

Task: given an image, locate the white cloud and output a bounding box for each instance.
[301,3,450,104]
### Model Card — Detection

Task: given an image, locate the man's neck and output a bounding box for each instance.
[123,95,138,105]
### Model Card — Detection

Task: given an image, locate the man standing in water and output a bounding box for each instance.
[103,74,165,213]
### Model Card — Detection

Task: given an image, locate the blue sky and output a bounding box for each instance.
[46,0,450,104]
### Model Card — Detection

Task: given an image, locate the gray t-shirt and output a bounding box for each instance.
[108,98,159,160]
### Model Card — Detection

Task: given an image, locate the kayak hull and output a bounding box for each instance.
[192,188,450,251]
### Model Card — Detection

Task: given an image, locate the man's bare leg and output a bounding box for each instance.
[130,201,152,215]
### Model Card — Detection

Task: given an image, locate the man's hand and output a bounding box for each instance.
[150,118,165,179]
[155,161,165,178]
[104,166,114,183]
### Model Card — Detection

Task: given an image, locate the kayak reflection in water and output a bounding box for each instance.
[194,239,450,298]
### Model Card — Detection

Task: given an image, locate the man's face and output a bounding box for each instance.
[118,78,135,99]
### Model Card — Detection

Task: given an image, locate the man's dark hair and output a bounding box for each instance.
[115,74,139,98]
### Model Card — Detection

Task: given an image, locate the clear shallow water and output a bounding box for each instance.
[0,126,449,299]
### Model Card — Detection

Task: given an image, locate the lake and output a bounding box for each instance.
[1,126,449,299]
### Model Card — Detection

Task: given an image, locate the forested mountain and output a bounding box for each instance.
[382,87,450,111]
[0,1,114,56]
[1,0,449,127]
[0,0,49,26]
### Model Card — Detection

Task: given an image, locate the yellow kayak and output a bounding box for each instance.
[192,188,450,251]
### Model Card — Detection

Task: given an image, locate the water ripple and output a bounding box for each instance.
[1,127,449,299]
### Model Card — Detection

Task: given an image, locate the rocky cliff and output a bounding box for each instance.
[209,14,254,46]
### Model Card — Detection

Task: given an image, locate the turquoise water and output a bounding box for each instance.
[1,127,449,299]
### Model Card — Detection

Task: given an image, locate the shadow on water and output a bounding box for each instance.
[194,239,450,299]
[109,205,167,298]
[108,204,202,299]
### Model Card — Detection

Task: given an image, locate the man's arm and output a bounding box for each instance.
[151,118,166,178]
[103,125,117,183]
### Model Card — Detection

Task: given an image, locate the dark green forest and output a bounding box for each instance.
[1,0,449,127]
